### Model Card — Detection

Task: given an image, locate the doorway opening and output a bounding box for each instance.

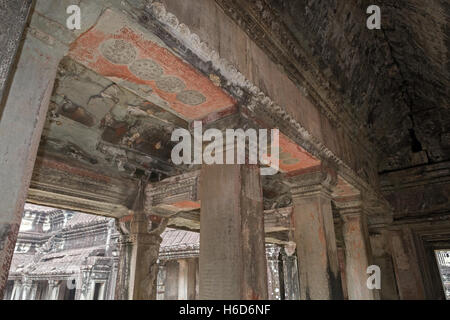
[434,250,450,300]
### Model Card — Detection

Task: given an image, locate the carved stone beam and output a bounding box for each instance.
[28,156,137,218]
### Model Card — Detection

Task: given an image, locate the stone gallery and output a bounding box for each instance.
[0,0,449,300]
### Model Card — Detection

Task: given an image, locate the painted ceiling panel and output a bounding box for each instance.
[68,9,236,121]
[266,132,321,173]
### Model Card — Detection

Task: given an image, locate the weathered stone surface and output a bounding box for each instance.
[215,0,449,172]
[1,0,448,301]
[288,169,343,299]
[0,0,33,107]
[369,229,400,300]
[199,164,268,300]
[381,161,450,220]
[115,180,168,300]
[0,33,65,298]
[389,228,426,299]
[157,0,380,190]
[28,156,138,217]
[336,197,375,299]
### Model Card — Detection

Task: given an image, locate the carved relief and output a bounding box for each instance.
[0,0,32,102]
[145,1,381,196]
[146,171,200,206]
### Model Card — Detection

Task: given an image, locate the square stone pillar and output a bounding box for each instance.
[0,32,65,297]
[369,226,400,300]
[266,244,282,300]
[388,227,426,299]
[281,250,300,300]
[29,281,39,300]
[129,213,164,300]
[164,260,179,300]
[177,259,197,300]
[178,259,188,300]
[335,197,375,300]
[114,230,133,300]
[186,259,198,300]
[115,180,168,300]
[115,213,166,300]
[287,168,343,299]
[199,164,268,300]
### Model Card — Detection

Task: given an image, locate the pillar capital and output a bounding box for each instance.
[129,232,163,246]
[285,165,338,199]
[334,195,363,220]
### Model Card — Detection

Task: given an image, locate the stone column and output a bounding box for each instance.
[336,246,349,300]
[114,229,133,300]
[281,250,300,300]
[106,259,119,300]
[186,259,198,300]
[388,227,426,299]
[11,280,23,300]
[266,244,282,300]
[369,226,399,300]
[199,164,268,300]
[79,268,92,300]
[29,281,39,300]
[178,259,188,300]
[129,214,166,300]
[195,259,200,299]
[0,31,65,297]
[115,180,167,300]
[164,260,179,300]
[156,262,166,300]
[178,259,197,300]
[21,278,33,300]
[287,168,343,299]
[335,197,375,300]
[48,280,60,300]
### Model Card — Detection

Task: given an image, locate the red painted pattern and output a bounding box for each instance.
[276,133,321,173]
[68,11,235,121]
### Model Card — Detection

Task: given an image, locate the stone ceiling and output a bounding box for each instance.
[68,9,236,122]
[38,8,238,182]
[256,0,449,172]
[39,8,321,184]
[36,0,449,196]
[41,57,182,179]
